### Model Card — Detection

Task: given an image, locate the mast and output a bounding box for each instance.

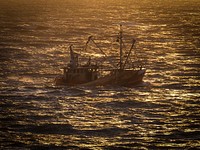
[119,24,123,70]
[69,45,78,68]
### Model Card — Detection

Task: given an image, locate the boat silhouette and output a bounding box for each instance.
[55,25,146,86]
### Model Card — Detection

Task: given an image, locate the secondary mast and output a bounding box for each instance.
[119,24,123,70]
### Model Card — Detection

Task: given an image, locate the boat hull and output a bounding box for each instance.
[55,69,146,86]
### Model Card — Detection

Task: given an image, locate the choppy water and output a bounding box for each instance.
[0,0,200,149]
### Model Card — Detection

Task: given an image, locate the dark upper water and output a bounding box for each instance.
[0,0,200,149]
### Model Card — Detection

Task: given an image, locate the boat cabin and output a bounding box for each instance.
[61,46,99,85]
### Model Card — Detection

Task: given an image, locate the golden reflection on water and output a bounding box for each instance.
[0,0,200,149]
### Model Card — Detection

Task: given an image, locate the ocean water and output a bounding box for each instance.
[0,0,200,149]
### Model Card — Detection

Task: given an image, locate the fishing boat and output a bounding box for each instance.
[55,25,146,86]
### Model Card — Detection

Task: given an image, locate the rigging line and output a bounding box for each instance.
[83,36,107,61]
[91,38,108,57]
[122,40,127,54]
[121,39,131,67]
[82,35,92,52]
[90,38,116,68]
[128,39,138,65]
[123,39,136,69]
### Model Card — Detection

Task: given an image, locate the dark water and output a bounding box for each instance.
[0,0,200,149]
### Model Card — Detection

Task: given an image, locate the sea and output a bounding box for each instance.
[0,0,200,149]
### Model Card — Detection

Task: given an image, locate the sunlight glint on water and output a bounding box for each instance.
[0,0,200,149]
